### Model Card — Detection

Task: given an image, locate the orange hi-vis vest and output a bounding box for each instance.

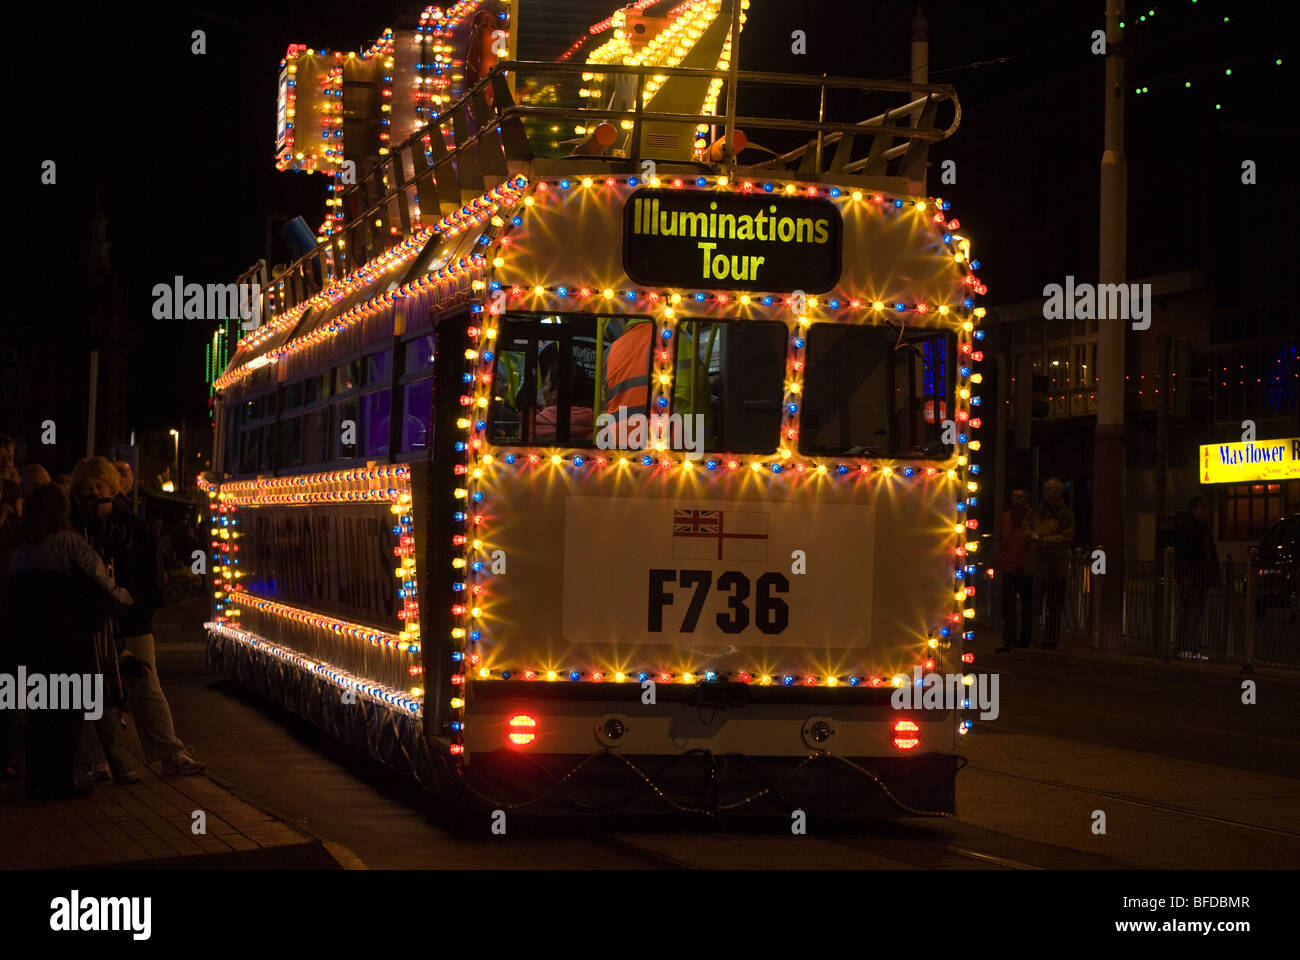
[603,323,653,417]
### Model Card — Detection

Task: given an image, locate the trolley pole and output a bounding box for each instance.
[1093,0,1127,650]
[722,0,741,170]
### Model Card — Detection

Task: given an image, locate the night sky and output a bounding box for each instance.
[13,0,1296,437]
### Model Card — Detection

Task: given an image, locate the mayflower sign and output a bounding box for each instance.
[1199,438,1300,484]
[623,189,843,292]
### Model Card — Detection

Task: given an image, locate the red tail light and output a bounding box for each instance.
[507,714,537,746]
[892,719,920,751]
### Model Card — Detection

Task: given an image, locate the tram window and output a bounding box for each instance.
[283,382,305,410]
[365,349,392,385]
[799,325,954,458]
[406,334,436,371]
[488,314,611,446]
[258,425,274,472]
[335,397,359,459]
[279,416,303,468]
[672,320,787,454]
[402,378,433,451]
[239,427,259,473]
[361,390,391,458]
[335,360,360,394]
[302,408,329,465]
[304,371,331,406]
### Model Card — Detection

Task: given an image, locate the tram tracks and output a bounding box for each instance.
[964,763,1300,841]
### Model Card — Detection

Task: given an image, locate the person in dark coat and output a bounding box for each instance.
[7,484,131,800]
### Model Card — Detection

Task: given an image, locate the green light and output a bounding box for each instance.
[1120,20,1125,28]
[1148,8,1154,15]
[1215,104,1221,110]
[1225,68,1232,76]
[1277,59,1284,66]
[1185,81,1191,88]
[1139,14,1146,20]
[1223,16,1229,22]
[1143,86,1149,93]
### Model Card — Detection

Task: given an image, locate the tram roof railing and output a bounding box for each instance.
[251,61,960,326]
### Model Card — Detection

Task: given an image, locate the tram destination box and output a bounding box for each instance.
[623,188,843,292]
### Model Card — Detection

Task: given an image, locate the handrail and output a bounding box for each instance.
[249,60,960,327]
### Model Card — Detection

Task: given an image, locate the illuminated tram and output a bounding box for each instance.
[204,2,986,818]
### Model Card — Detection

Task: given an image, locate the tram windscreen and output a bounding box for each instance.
[799,324,954,458]
[673,320,787,454]
[488,315,614,446]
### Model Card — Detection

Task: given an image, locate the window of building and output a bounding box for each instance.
[1219,481,1300,541]
[799,323,954,458]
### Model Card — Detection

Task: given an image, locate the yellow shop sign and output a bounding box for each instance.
[1199,438,1300,484]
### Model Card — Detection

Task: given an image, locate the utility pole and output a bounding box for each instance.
[1094,0,1127,649]
[911,2,929,85]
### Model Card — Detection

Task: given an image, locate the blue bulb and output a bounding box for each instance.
[705,670,717,681]
[696,176,707,186]
[848,675,860,686]
[504,453,516,464]
[963,631,975,641]
[787,403,798,414]
[451,722,463,731]
[452,652,463,661]
[705,459,718,470]
[471,561,483,572]
[483,351,494,362]
[470,630,482,640]
[975,329,986,340]
[472,491,483,502]
[573,456,584,466]
[837,464,849,474]
[560,179,570,189]
[662,329,672,339]
[642,455,653,466]
[455,440,467,450]
[763,183,774,192]
[904,466,915,477]
[782,675,794,686]
[960,366,971,377]
[454,512,466,521]
[971,396,982,406]
[970,464,981,474]
[956,502,966,511]
[971,260,980,269]
[476,420,486,430]
[478,235,489,245]
[626,290,637,300]
[460,374,472,383]
[694,292,706,302]
[894,198,903,208]
[942,201,951,210]
[657,396,668,408]
[628,176,638,186]
[943,233,952,243]
[830,187,841,197]
[964,298,974,308]
[771,464,782,473]
[557,286,567,296]
[955,570,966,580]
[638,672,648,682]
[896,302,906,312]
[940,627,951,637]
[958,434,968,444]
[762,296,773,306]
[793,337,805,348]
[829,299,840,309]
[501,670,511,679]
[489,280,501,290]
[511,216,522,226]
[569,671,580,681]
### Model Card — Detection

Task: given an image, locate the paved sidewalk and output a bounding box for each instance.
[0,726,357,869]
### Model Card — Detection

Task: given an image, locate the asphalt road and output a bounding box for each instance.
[151,597,1300,869]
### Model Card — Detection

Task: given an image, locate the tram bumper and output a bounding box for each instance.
[462,682,960,818]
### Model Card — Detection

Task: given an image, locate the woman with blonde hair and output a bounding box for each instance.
[71,457,205,779]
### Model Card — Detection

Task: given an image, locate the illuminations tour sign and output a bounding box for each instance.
[623,189,843,292]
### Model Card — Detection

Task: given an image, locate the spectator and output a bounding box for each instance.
[1026,477,1076,648]
[113,460,134,513]
[7,484,132,800]
[533,358,595,442]
[0,434,18,485]
[0,480,23,781]
[19,464,50,498]
[52,474,72,498]
[1174,495,1219,648]
[995,487,1033,652]
[71,457,206,777]
[68,459,139,785]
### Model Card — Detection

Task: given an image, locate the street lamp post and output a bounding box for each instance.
[169,428,179,488]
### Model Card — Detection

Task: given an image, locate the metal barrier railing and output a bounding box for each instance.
[1044,548,1299,669]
